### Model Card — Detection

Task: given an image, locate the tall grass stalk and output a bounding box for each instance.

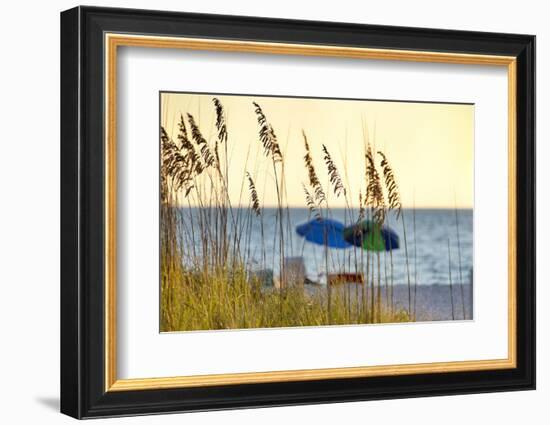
[401,213,412,317]
[378,151,410,319]
[454,199,466,320]
[447,238,455,320]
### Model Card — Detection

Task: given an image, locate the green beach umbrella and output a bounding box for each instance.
[343,220,400,252]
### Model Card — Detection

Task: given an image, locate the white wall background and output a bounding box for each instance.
[0,0,545,423]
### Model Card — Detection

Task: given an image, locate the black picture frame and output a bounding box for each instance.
[61,5,535,419]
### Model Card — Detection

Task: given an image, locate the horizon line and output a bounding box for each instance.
[170,204,474,210]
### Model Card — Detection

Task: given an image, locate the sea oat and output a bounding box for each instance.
[246,172,261,217]
[322,144,346,198]
[176,114,203,179]
[378,151,402,219]
[358,191,365,222]
[187,113,216,168]
[365,145,385,225]
[212,97,228,144]
[252,102,282,162]
[302,130,326,203]
[162,125,199,199]
[302,183,321,220]
[212,97,228,167]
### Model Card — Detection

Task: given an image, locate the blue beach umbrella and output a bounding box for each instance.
[343,220,399,251]
[295,218,351,249]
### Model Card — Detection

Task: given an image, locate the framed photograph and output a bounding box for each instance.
[60,6,535,419]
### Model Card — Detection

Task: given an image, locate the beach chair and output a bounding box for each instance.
[327,272,364,285]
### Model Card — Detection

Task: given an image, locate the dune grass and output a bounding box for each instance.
[161,262,410,332]
[160,97,414,332]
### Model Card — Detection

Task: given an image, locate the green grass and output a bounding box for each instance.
[160,259,410,332]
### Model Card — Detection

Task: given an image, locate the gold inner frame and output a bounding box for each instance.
[104,33,517,392]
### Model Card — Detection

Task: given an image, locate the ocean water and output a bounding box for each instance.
[176,208,473,287]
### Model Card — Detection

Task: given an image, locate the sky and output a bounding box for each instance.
[161,92,474,209]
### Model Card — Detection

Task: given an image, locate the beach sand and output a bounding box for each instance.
[304,283,473,322]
